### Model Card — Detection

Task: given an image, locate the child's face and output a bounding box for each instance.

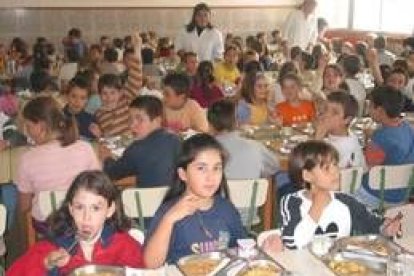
[323,68,342,91]
[185,56,198,75]
[129,107,160,140]
[224,49,238,65]
[164,86,187,109]
[281,79,300,102]
[386,73,406,91]
[24,119,45,144]
[179,149,223,199]
[319,101,349,132]
[69,189,115,240]
[304,162,340,192]
[100,86,122,109]
[254,77,269,101]
[67,87,89,114]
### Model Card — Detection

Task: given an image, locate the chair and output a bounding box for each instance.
[385,203,414,236]
[0,204,6,267]
[339,166,364,194]
[26,190,66,246]
[227,179,269,234]
[121,187,168,232]
[368,164,414,214]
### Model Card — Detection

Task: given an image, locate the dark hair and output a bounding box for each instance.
[224,45,238,55]
[68,28,81,38]
[393,59,409,72]
[129,95,163,120]
[342,54,361,76]
[327,90,358,120]
[141,48,155,64]
[103,48,118,63]
[66,47,80,63]
[317,17,328,33]
[280,73,302,88]
[47,170,130,238]
[31,71,58,93]
[113,38,123,49]
[23,96,78,146]
[374,36,386,50]
[100,35,109,43]
[243,60,262,74]
[370,86,404,118]
[186,3,213,32]
[240,72,267,104]
[196,60,215,100]
[290,46,302,60]
[163,133,228,203]
[289,140,339,189]
[98,74,122,93]
[278,61,298,83]
[163,73,190,96]
[302,51,314,70]
[67,75,91,97]
[208,99,236,132]
[322,64,343,90]
[379,64,392,84]
[386,67,409,86]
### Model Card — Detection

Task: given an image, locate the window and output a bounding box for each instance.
[316,0,350,29]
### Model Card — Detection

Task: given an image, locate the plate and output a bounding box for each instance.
[69,264,124,276]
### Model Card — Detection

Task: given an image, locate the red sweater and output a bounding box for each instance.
[7,231,144,276]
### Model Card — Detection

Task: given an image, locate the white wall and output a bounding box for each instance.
[0,6,294,49]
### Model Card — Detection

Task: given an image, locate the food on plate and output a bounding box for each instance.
[347,240,389,256]
[179,258,221,276]
[237,264,280,276]
[329,260,368,276]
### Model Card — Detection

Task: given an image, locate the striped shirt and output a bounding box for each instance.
[95,54,143,137]
[95,95,131,137]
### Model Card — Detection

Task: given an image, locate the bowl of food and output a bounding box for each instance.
[69,265,124,276]
[236,259,282,276]
[177,252,226,276]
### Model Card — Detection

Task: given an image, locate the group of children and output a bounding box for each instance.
[1,20,414,276]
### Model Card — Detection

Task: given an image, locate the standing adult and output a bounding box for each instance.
[175,2,224,62]
[281,0,318,51]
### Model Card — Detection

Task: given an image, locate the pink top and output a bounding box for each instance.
[16,140,101,221]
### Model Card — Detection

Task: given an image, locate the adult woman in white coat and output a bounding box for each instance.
[175,2,224,62]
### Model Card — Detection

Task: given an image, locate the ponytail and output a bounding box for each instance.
[59,114,78,146]
[23,96,79,146]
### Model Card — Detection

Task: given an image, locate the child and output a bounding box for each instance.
[95,74,131,137]
[163,73,209,133]
[360,86,414,205]
[214,45,240,86]
[237,72,271,125]
[144,133,246,267]
[275,73,316,126]
[17,96,100,234]
[190,60,223,108]
[321,64,344,97]
[342,54,366,116]
[315,91,366,169]
[208,100,279,224]
[276,140,401,249]
[63,75,100,140]
[8,170,144,275]
[100,95,181,187]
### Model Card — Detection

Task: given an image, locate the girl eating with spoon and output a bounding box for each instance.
[7,170,144,275]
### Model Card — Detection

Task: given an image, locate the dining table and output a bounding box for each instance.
[164,234,414,275]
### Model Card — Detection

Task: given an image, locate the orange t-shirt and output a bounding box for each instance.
[275,100,316,126]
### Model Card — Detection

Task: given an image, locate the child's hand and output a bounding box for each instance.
[381,213,403,237]
[89,123,101,138]
[262,233,283,255]
[0,140,9,151]
[44,248,70,269]
[98,143,112,161]
[165,195,203,223]
[314,116,329,139]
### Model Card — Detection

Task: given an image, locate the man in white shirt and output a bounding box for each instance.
[281,0,318,51]
[175,3,224,62]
